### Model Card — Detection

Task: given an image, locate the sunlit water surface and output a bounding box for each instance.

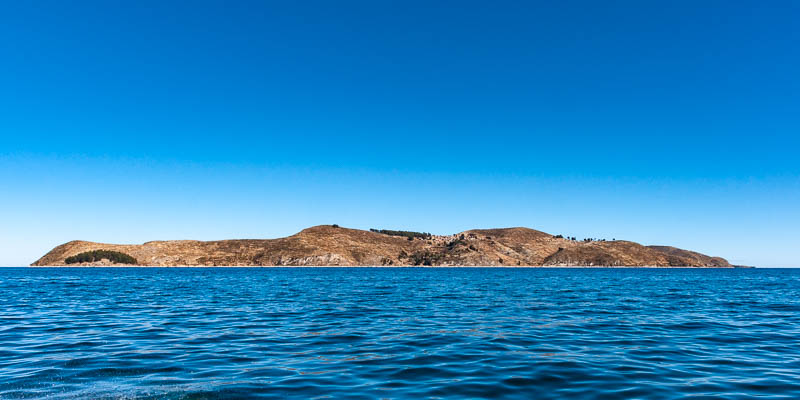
[1,267,799,399]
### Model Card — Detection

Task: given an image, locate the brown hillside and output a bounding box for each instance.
[647,245,731,267]
[31,225,732,267]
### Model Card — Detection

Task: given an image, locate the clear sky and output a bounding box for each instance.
[1,1,798,267]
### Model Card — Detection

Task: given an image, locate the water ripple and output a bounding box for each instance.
[1,267,800,399]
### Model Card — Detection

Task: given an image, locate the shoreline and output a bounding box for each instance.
[24,265,746,268]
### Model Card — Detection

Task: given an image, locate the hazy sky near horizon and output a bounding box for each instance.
[1,1,799,267]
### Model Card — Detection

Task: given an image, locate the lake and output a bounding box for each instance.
[1,267,799,399]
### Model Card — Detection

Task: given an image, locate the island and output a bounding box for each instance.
[31,225,735,267]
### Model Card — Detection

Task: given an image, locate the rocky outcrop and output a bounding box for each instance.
[31,225,733,267]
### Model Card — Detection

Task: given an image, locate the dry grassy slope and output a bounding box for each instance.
[647,245,731,267]
[31,225,732,267]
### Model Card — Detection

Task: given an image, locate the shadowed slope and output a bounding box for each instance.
[648,245,731,267]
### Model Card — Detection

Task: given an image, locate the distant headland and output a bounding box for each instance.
[31,225,736,267]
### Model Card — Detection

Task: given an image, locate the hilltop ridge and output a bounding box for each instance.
[32,225,732,267]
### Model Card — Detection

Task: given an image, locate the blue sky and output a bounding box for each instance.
[1,1,798,266]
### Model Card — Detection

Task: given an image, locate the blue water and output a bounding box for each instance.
[1,268,799,399]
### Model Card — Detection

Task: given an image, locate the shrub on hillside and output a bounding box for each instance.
[65,250,138,265]
[369,228,432,240]
[409,251,443,266]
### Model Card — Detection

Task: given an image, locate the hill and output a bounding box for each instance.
[31,225,732,267]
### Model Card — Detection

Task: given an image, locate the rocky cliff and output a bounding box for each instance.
[31,225,732,267]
